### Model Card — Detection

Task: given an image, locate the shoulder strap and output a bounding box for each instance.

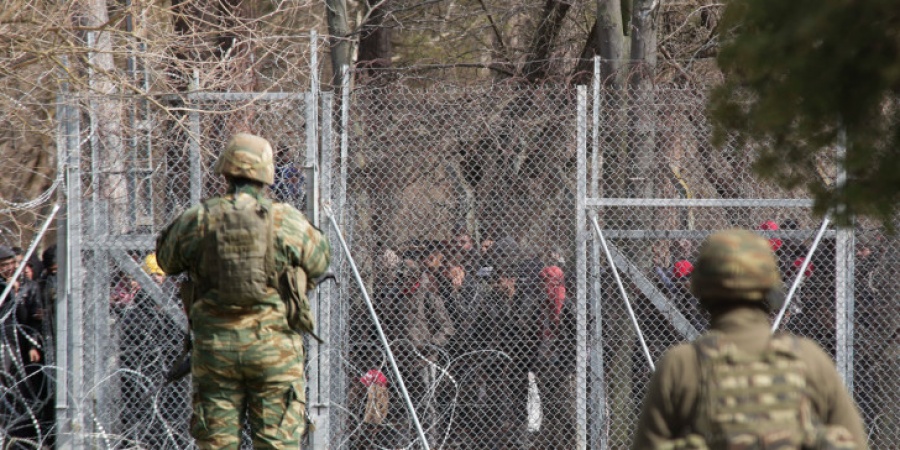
[195,199,212,280]
[767,332,801,360]
[265,201,277,285]
[691,332,721,438]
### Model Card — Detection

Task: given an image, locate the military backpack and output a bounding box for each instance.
[199,193,278,307]
[677,332,857,450]
[192,193,317,337]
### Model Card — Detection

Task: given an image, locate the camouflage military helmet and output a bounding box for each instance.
[214,133,275,185]
[690,229,782,305]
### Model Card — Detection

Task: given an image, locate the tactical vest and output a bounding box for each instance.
[198,193,277,306]
[690,333,857,450]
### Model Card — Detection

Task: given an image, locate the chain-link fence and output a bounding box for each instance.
[52,90,318,449]
[42,74,900,450]
[334,83,582,450]
[0,75,64,450]
[582,85,898,450]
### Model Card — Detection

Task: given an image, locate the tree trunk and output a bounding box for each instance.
[573,1,630,199]
[627,0,657,201]
[621,0,633,35]
[523,0,572,82]
[357,0,393,77]
[326,0,352,88]
[613,3,658,445]
[83,0,127,233]
[573,0,627,87]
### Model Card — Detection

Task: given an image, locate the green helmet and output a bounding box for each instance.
[690,229,782,305]
[214,133,275,185]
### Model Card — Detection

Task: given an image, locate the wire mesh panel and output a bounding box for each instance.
[62,92,312,449]
[48,80,900,450]
[333,83,583,450]
[853,228,900,449]
[587,85,900,450]
[0,89,60,450]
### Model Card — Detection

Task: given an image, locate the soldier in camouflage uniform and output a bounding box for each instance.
[631,230,867,450]
[156,133,331,450]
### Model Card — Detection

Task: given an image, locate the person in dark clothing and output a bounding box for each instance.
[118,253,184,449]
[452,228,481,278]
[655,258,708,333]
[36,245,57,449]
[434,243,484,448]
[473,271,518,449]
[22,255,41,283]
[469,240,533,450]
[14,272,44,447]
[777,219,837,358]
[371,241,456,447]
[0,245,46,449]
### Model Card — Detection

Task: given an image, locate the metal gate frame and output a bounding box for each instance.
[576,59,858,450]
[54,84,339,449]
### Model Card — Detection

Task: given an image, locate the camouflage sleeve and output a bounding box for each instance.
[155,205,203,276]
[273,204,332,282]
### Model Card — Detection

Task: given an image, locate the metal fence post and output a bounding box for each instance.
[305,91,320,227]
[59,90,85,450]
[329,65,351,450]
[54,91,72,450]
[308,90,332,450]
[835,135,855,387]
[836,225,855,387]
[306,31,320,227]
[306,33,324,447]
[589,56,609,450]
[575,85,588,450]
[188,71,202,205]
[338,65,349,229]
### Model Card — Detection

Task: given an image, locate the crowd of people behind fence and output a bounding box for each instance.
[354,228,578,450]
[353,220,898,449]
[0,244,57,449]
[1,220,897,448]
[0,243,187,450]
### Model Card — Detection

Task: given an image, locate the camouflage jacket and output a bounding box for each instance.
[631,306,868,450]
[156,184,331,316]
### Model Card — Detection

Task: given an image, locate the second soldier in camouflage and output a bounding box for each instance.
[631,229,867,450]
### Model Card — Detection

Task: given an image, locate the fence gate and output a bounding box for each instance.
[55,90,335,449]
[582,81,898,450]
[330,82,586,449]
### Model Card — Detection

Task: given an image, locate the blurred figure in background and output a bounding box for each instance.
[119,253,183,448]
[533,262,576,450]
[0,244,45,448]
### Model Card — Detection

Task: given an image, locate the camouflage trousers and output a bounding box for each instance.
[190,304,306,450]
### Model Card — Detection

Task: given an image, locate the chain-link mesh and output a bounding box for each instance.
[0,81,63,450]
[585,85,898,450]
[853,228,900,448]
[57,92,313,449]
[334,83,581,450]
[47,79,900,450]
